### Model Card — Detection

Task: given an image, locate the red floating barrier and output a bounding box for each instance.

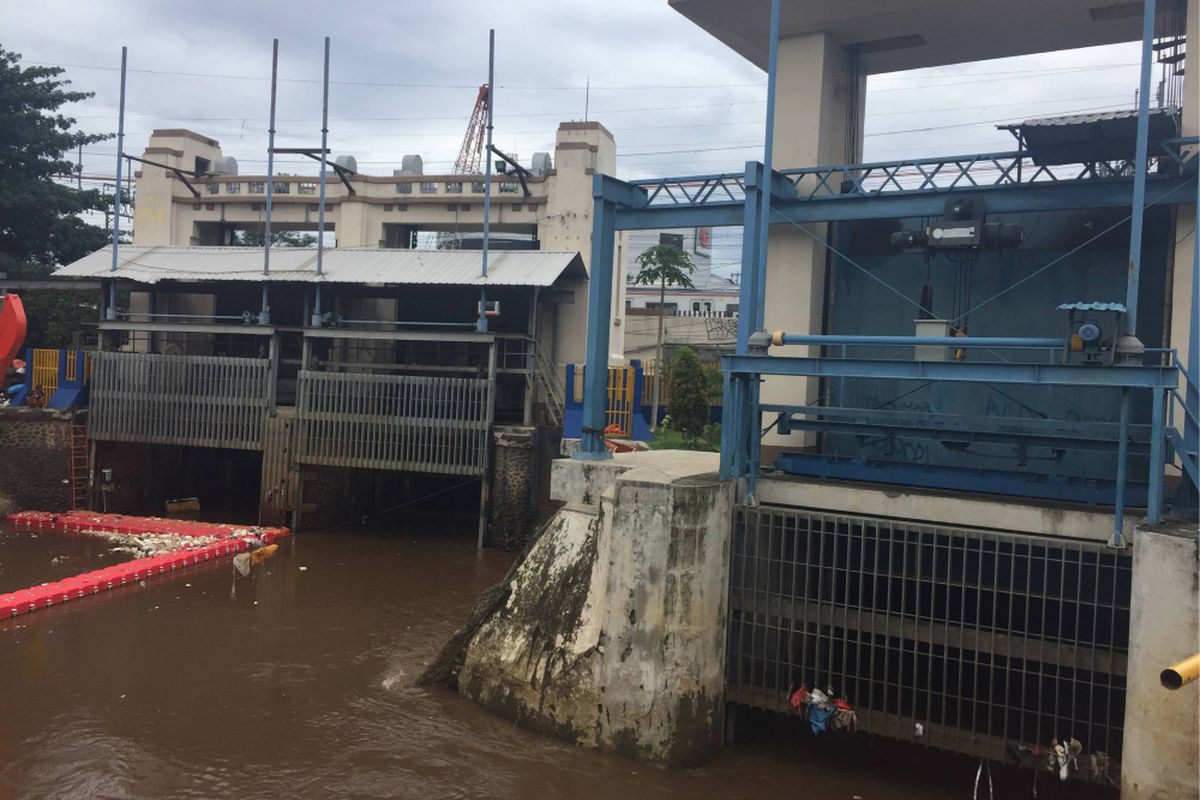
[1,512,291,620]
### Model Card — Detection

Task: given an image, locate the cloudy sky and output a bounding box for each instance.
[3,0,1148,270]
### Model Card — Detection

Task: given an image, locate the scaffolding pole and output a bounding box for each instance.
[107,46,127,320]
[477,29,494,333]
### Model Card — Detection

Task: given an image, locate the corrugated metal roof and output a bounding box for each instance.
[997,107,1178,130]
[1056,301,1127,312]
[55,246,586,287]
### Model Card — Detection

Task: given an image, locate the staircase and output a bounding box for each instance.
[532,344,565,427]
[68,417,89,510]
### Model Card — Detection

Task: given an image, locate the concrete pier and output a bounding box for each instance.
[455,450,733,765]
[1122,523,1200,800]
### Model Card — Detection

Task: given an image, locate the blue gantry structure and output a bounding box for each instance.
[574,0,1199,545]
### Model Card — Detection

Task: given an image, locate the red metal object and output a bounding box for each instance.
[0,293,27,368]
[453,84,490,175]
[0,512,291,619]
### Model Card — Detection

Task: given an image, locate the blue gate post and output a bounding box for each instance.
[724,161,764,480]
[575,178,617,461]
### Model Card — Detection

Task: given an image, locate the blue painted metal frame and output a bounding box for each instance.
[773,452,1150,508]
[573,0,1198,520]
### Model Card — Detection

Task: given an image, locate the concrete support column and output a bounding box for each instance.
[761,33,865,449]
[456,451,733,765]
[1122,523,1199,799]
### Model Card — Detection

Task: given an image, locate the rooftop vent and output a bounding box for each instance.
[530,152,552,176]
[397,155,423,176]
[212,156,239,176]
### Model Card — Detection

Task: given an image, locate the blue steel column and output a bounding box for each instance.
[1147,385,1166,522]
[313,37,330,325]
[107,46,127,320]
[1186,197,1200,482]
[477,29,495,333]
[575,184,616,460]
[746,0,781,503]
[1123,0,1157,336]
[1113,388,1132,546]
[722,161,762,479]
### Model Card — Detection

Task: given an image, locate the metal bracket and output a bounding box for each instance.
[271,147,357,195]
[126,154,200,198]
[488,145,532,198]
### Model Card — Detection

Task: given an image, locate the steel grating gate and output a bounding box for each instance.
[90,351,271,450]
[293,371,491,476]
[727,506,1131,767]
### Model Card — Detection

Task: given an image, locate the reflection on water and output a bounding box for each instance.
[0,514,1110,799]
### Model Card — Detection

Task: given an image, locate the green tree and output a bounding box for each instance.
[0,48,112,347]
[666,346,711,444]
[232,229,318,248]
[631,243,695,429]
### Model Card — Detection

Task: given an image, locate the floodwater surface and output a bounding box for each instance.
[0,515,1111,799]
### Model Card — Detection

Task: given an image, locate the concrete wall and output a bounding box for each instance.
[457,450,733,765]
[1122,523,1200,800]
[0,410,72,513]
[488,426,538,551]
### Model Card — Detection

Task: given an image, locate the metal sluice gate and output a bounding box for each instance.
[727,506,1131,769]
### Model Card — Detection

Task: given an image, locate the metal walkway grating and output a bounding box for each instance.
[727,506,1131,768]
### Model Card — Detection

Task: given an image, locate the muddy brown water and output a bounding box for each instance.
[0,514,1112,799]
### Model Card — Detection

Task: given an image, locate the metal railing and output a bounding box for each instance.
[626,140,1198,210]
[293,371,491,476]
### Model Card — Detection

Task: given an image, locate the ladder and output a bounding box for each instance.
[68,417,89,510]
[532,344,565,427]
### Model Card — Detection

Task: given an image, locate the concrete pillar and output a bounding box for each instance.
[541,122,622,370]
[1121,523,1199,800]
[456,450,733,765]
[761,33,865,448]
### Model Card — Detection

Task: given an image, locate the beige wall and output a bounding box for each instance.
[761,32,865,447]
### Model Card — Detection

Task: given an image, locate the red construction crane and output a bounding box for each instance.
[453,84,490,175]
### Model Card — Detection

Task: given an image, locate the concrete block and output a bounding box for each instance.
[461,449,731,765]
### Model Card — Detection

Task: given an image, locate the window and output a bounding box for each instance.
[194,156,211,175]
[725,304,739,317]
[396,182,412,194]
[447,203,459,212]
[499,181,519,193]
[248,181,265,194]
[647,302,678,313]
[446,181,463,193]
[298,182,317,195]
[692,301,701,313]
[273,181,289,194]
[471,181,486,194]
[206,181,220,195]
[226,181,241,194]
[420,181,437,193]
[459,203,472,212]
[511,203,523,211]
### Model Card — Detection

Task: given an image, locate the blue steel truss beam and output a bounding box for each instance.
[613,173,1196,230]
[764,403,1152,454]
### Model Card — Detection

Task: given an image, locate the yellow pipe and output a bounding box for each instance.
[771,330,785,346]
[1160,654,1200,690]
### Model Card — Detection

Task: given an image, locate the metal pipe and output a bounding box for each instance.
[1113,387,1132,547]
[260,284,270,325]
[771,332,1065,349]
[107,46,127,320]
[747,0,780,504]
[1161,654,1200,689]
[1124,0,1158,336]
[264,39,278,276]
[477,29,495,334]
[314,37,330,324]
